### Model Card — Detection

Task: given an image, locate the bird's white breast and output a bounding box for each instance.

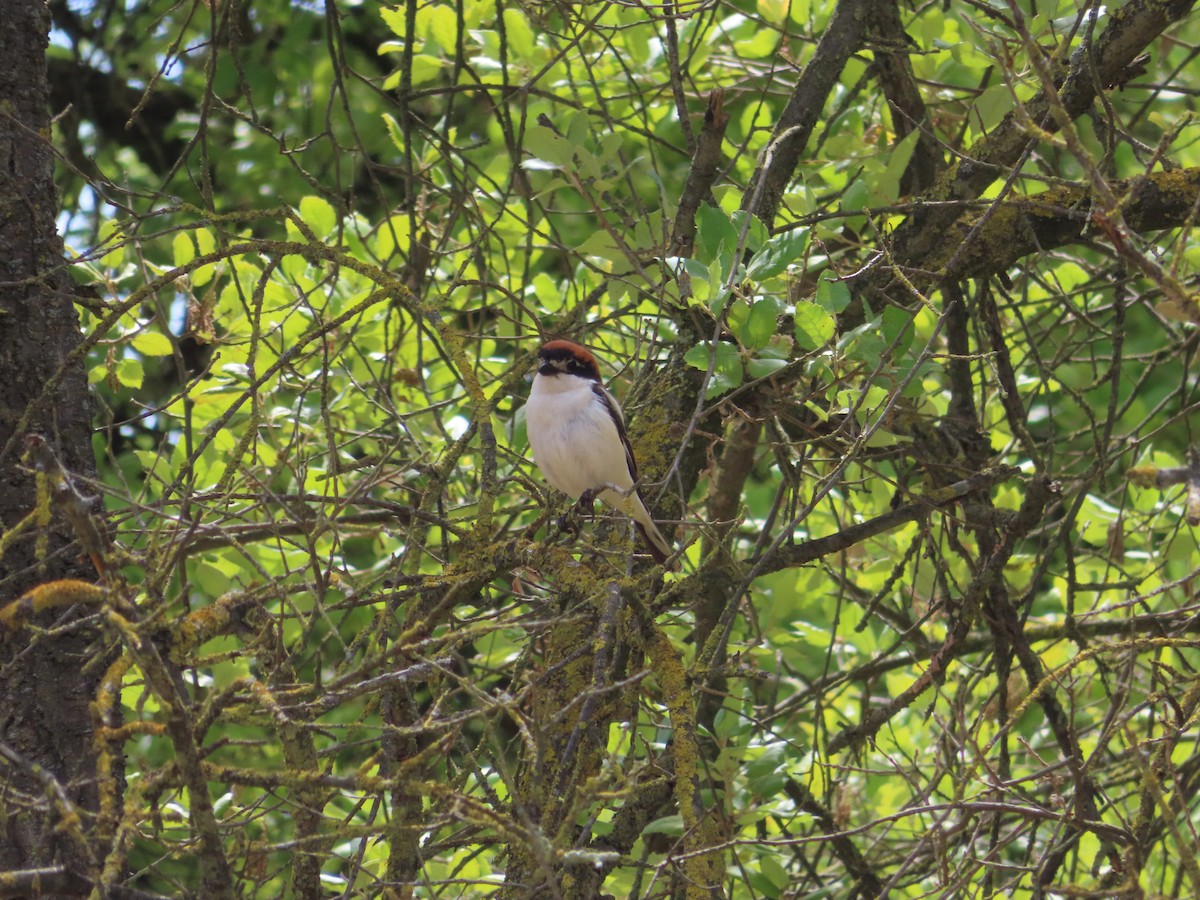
[525,374,633,500]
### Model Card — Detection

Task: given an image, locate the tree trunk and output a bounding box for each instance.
[0,0,104,893]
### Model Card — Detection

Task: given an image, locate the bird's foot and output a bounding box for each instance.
[556,510,581,539]
[576,486,601,512]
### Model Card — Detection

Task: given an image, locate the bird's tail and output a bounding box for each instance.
[599,488,677,568]
[630,495,676,569]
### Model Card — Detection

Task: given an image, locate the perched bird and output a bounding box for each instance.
[524,339,675,566]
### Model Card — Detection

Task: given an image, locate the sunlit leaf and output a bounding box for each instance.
[132,332,174,357]
[794,302,835,350]
[299,196,336,238]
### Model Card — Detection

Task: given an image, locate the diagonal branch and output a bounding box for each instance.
[867,1,943,195]
[741,0,874,229]
[760,466,1020,575]
[921,167,1200,283]
[890,0,1198,269]
[670,90,731,257]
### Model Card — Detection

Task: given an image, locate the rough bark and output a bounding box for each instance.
[924,167,1200,284]
[0,0,103,892]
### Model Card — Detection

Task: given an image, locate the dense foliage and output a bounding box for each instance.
[7,0,1200,897]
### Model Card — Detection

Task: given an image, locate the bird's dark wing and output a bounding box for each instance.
[593,382,637,482]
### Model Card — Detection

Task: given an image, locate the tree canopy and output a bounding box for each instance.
[4,0,1200,897]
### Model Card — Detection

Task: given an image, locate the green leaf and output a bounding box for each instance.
[729,210,769,256]
[193,558,235,597]
[380,6,406,36]
[98,219,125,267]
[299,196,336,237]
[746,227,809,281]
[745,743,788,796]
[575,230,623,263]
[788,0,812,24]
[195,227,216,256]
[373,214,412,259]
[746,356,788,379]
[695,204,737,266]
[524,124,574,169]
[741,298,779,350]
[382,113,404,153]
[713,705,752,740]
[643,815,683,836]
[502,8,535,58]
[172,232,195,268]
[684,342,743,399]
[193,227,217,287]
[757,855,791,897]
[876,127,922,203]
[816,275,852,313]
[565,110,591,150]
[842,318,887,363]
[597,132,623,164]
[975,83,1015,132]
[841,178,870,211]
[623,21,651,65]
[423,4,458,50]
[757,0,789,25]
[737,24,780,59]
[132,332,174,357]
[575,145,602,181]
[794,303,835,350]
[727,298,750,333]
[133,450,163,480]
[881,306,915,358]
[116,357,144,389]
[381,55,444,90]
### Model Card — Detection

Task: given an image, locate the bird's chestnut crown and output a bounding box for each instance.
[537,340,601,381]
